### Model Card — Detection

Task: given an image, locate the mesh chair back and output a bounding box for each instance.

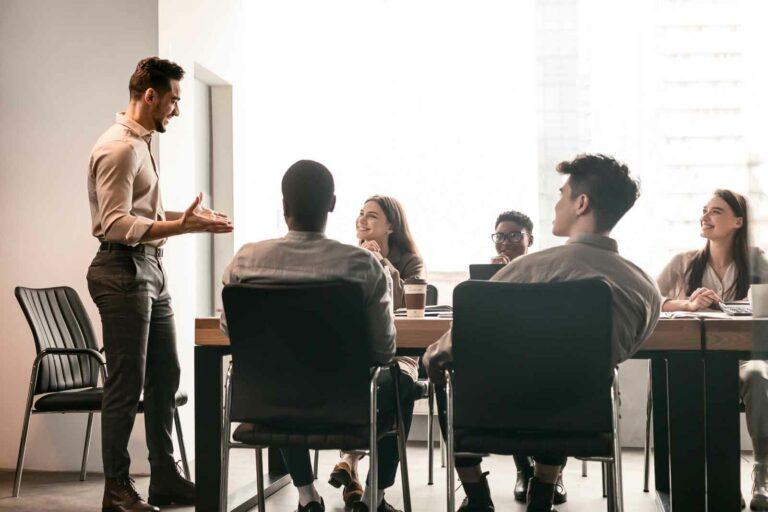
[452,279,613,434]
[15,286,100,394]
[223,282,374,428]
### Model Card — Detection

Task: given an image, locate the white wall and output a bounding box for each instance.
[156,0,244,470]
[0,0,159,472]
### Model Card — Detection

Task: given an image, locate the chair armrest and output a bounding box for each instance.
[35,347,106,368]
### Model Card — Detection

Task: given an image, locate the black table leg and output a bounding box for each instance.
[651,357,670,497]
[195,345,226,512]
[195,345,292,512]
[667,352,707,512]
[268,447,288,475]
[705,352,741,512]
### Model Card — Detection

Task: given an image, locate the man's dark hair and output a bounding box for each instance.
[495,210,533,234]
[129,57,185,100]
[282,160,335,227]
[557,153,640,232]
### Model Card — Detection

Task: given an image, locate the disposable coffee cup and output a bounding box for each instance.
[404,278,428,318]
[750,284,768,318]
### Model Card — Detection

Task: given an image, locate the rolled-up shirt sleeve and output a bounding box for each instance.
[92,141,153,246]
[366,259,396,366]
[657,253,686,302]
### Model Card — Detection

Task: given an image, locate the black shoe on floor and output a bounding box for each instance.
[513,456,534,502]
[457,471,494,512]
[553,473,567,505]
[526,477,558,512]
[351,498,402,512]
[297,498,325,512]
[148,462,195,506]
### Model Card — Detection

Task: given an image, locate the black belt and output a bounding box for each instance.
[99,242,163,258]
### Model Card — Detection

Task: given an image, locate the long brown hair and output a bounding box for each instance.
[685,189,750,299]
[363,195,419,256]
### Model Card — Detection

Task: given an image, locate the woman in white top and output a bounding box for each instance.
[658,189,768,510]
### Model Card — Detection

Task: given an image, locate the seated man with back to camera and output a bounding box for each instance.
[490,210,568,506]
[424,154,661,512]
[221,160,416,512]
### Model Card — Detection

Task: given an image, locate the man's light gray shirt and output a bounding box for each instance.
[492,234,662,364]
[424,234,661,378]
[221,231,411,378]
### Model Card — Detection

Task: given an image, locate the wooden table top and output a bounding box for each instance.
[195,316,704,351]
[702,316,768,351]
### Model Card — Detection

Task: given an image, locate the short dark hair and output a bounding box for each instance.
[129,57,185,100]
[282,160,335,224]
[495,210,533,234]
[557,154,640,232]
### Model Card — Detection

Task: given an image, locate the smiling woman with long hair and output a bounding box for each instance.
[355,195,424,308]
[658,189,768,509]
[327,195,424,508]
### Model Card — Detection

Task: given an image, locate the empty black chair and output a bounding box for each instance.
[221,282,412,512]
[12,286,190,497]
[444,279,623,512]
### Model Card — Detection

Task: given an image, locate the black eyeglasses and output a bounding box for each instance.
[491,231,527,244]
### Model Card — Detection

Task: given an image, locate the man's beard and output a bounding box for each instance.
[154,117,166,133]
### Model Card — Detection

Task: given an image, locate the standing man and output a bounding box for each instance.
[87,57,233,512]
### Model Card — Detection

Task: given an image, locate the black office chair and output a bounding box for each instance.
[444,279,624,512]
[220,282,412,512]
[12,286,190,497]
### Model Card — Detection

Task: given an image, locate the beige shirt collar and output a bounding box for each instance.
[115,112,153,141]
[566,233,619,253]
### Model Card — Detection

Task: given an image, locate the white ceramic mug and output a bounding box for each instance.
[749,284,768,318]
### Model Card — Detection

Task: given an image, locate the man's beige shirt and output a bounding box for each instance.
[88,113,165,247]
[423,234,662,379]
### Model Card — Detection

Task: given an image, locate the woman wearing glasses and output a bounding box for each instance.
[658,189,768,509]
[328,195,423,507]
[491,210,534,264]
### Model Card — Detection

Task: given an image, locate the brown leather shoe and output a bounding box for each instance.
[328,462,363,505]
[102,477,159,512]
[148,462,195,506]
[343,478,364,506]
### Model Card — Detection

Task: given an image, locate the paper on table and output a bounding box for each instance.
[661,311,732,319]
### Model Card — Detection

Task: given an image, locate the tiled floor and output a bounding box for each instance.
[0,446,757,511]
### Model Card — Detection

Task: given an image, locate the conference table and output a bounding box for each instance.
[194,314,766,512]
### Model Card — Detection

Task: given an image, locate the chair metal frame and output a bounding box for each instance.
[13,347,190,497]
[445,368,625,512]
[220,363,412,512]
[422,284,440,484]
